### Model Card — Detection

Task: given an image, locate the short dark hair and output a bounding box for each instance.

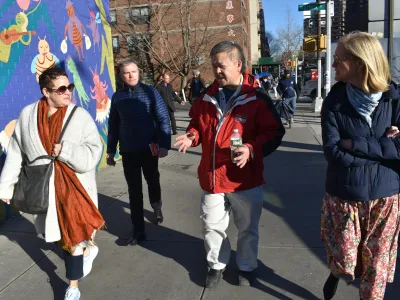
[39,67,68,94]
[210,41,247,73]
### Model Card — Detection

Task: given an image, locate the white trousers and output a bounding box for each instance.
[200,186,264,271]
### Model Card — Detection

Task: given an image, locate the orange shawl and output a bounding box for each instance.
[37,99,105,252]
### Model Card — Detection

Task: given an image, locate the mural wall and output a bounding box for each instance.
[0,0,116,222]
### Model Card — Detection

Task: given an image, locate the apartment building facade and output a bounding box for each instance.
[109,0,254,87]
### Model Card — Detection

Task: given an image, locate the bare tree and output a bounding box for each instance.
[114,0,218,89]
[274,7,303,65]
[265,31,281,57]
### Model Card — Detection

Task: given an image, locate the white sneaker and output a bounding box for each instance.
[64,287,80,300]
[82,245,99,278]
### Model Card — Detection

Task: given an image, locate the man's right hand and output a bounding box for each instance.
[1,199,10,205]
[174,132,195,153]
[106,153,116,166]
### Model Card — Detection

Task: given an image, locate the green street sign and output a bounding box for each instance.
[298,3,325,11]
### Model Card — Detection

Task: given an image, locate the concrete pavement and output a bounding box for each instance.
[0,103,399,300]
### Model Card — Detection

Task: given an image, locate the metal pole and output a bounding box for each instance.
[314,0,323,112]
[389,0,394,64]
[295,57,298,83]
[325,0,332,97]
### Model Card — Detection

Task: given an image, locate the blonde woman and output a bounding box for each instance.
[0,67,104,300]
[321,31,400,300]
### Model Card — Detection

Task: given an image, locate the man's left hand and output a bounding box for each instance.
[233,145,250,168]
[340,139,353,150]
[158,147,168,158]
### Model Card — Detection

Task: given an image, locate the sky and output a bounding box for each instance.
[262,0,307,35]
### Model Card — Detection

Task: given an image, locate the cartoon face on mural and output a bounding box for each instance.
[16,0,41,11]
[87,11,101,53]
[63,0,90,62]
[30,36,60,82]
[90,66,110,123]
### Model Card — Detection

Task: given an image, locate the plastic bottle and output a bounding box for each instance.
[230,129,242,162]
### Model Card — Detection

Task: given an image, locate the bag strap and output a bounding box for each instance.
[58,105,78,144]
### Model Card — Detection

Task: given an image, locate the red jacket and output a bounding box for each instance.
[187,73,285,193]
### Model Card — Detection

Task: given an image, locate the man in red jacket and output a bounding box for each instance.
[175,41,285,288]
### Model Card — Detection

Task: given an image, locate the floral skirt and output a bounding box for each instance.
[321,193,400,300]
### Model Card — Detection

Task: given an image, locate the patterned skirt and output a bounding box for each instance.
[321,193,400,300]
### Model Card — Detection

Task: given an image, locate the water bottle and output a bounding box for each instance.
[230,129,242,162]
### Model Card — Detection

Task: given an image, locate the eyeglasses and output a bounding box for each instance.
[47,83,75,95]
[333,55,353,63]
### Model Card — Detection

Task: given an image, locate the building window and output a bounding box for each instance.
[126,7,150,24]
[110,10,117,24]
[112,36,119,52]
[127,35,147,53]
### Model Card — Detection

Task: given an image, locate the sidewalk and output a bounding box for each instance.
[0,106,399,300]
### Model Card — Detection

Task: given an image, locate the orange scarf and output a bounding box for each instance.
[37,99,105,252]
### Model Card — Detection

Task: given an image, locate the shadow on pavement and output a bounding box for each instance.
[98,194,206,287]
[280,141,323,152]
[1,223,68,299]
[222,251,320,300]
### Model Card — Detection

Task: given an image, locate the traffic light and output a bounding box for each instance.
[303,35,327,52]
[303,37,316,52]
[319,34,327,50]
[291,60,296,67]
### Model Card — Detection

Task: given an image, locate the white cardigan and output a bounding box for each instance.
[0,102,103,243]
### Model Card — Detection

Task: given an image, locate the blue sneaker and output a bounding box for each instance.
[82,245,99,278]
[64,287,80,300]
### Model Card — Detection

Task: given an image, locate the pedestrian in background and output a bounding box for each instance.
[107,59,171,246]
[321,31,400,300]
[277,70,299,124]
[0,67,104,300]
[186,70,206,105]
[174,41,284,288]
[156,72,184,135]
[272,78,278,98]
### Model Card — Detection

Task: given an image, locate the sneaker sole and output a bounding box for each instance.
[81,246,99,279]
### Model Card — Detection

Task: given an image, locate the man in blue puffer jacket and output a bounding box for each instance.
[107,59,171,246]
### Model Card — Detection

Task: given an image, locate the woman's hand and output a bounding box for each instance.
[340,139,353,150]
[386,126,399,138]
[52,144,62,157]
[1,199,10,205]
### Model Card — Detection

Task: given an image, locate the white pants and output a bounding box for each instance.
[200,186,264,271]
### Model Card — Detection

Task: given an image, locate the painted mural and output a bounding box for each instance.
[0,0,116,222]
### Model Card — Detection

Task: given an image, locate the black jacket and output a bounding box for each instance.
[321,81,400,201]
[187,77,206,101]
[155,82,182,112]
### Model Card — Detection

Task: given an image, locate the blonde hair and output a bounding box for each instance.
[339,31,391,93]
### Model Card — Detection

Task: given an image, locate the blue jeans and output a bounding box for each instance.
[283,97,297,115]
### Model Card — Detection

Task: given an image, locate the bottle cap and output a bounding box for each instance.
[233,129,239,133]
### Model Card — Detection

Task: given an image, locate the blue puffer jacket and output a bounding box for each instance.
[321,81,400,201]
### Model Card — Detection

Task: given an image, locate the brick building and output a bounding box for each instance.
[109,0,256,88]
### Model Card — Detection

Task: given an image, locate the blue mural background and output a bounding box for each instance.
[0,0,116,222]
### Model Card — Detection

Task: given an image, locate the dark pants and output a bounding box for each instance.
[283,97,297,115]
[122,151,162,233]
[168,108,177,134]
[64,251,83,280]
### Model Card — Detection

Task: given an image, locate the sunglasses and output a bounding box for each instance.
[333,55,353,63]
[47,83,75,95]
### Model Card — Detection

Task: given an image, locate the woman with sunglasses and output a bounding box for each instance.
[321,31,400,300]
[0,67,104,300]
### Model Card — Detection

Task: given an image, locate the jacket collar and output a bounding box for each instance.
[330,81,400,102]
[202,73,258,119]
